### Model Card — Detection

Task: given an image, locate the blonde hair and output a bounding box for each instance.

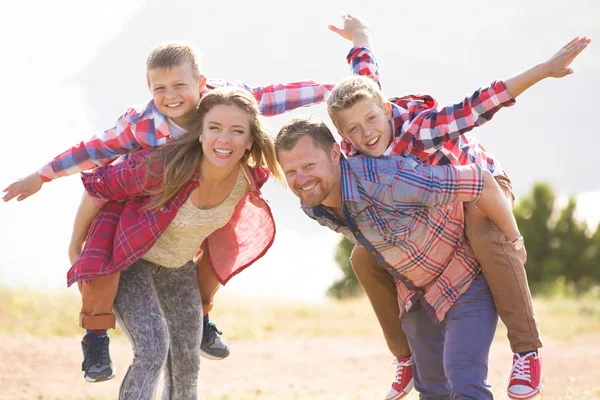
[142,87,283,211]
[326,75,387,129]
[145,42,203,86]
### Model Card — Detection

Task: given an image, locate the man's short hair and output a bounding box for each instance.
[275,116,336,159]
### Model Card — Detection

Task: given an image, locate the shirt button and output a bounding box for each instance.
[371,251,377,255]
[404,278,410,283]
[387,267,393,271]
[159,207,165,212]
[96,178,101,183]
[354,231,360,236]
[417,290,423,295]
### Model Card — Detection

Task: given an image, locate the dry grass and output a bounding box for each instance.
[1,286,600,342]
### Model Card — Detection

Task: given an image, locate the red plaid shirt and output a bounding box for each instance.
[66,151,274,286]
[342,47,515,176]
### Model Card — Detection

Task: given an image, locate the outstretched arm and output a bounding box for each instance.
[503,36,591,98]
[2,106,148,202]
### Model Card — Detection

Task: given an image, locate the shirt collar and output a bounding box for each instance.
[382,102,403,156]
[149,100,172,140]
[339,157,361,203]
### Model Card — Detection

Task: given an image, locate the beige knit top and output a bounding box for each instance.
[142,168,248,268]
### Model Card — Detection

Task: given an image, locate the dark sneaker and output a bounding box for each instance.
[81,332,115,383]
[200,319,230,360]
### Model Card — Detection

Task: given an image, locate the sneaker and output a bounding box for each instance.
[200,318,230,360]
[507,350,542,399]
[81,332,115,383]
[385,356,414,400]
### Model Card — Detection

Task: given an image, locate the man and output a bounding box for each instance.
[275,118,524,399]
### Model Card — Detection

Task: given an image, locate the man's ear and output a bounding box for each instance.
[331,142,342,162]
[198,75,207,92]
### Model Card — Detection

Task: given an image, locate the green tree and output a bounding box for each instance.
[513,183,555,284]
[327,236,362,299]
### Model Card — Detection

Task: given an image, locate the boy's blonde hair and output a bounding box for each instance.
[145,42,203,85]
[326,75,387,129]
[142,87,283,211]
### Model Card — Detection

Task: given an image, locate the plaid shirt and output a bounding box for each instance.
[39,79,335,182]
[303,156,484,321]
[66,151,274,286]
[342,47,516,176]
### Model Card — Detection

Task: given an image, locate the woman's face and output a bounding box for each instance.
[200,104,253,169]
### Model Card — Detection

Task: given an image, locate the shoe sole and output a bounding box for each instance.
[507,391,541,400]
[84,372,116,383]
[200,348,230,360]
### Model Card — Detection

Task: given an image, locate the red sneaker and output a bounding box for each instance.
[384,356,414,400]
[507,350,542,400]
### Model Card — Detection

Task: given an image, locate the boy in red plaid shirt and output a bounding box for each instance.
[324,12,590,400]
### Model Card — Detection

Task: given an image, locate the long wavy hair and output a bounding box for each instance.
[141,86,283,211]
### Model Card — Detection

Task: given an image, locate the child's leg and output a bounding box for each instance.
[442,274,497,399]
[464,173,542,353]
[196,254,221,315]
[401,301,449,399]
[195,253,230,360]
[78,273,120,330]
[350,245,411,358]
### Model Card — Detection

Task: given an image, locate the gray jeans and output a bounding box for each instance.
[113,259,203,400]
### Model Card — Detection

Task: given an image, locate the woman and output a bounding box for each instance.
[68,87,282,399]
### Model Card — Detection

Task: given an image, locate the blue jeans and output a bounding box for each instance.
[402,274,498,399]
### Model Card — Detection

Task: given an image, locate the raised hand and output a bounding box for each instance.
[328,12,371,49]
[542,36,591,78]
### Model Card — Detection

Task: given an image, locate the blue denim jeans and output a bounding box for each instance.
[402,274,498,399]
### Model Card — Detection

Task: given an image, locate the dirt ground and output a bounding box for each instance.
[1,333,599,400]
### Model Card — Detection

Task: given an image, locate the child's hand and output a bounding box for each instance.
[2,172,44,202]
[542,36,591,78]
[329,12,371,49]
[69,239,85,265]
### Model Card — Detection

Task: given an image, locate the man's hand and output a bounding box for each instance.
[328,12,372,49]
[541,36,591,78]
[3,172,44,202]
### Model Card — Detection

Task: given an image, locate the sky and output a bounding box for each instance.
[0,0,598,302]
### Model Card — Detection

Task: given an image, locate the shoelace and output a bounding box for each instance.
[510,352,537,381]
[83,335,109,377]
[392,357,412,383]
[206,321,223,338]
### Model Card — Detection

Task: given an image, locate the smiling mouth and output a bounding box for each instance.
[300,182,317,191]
[366,136,380,146]
[165,102,183,108]
[214,149,233,156]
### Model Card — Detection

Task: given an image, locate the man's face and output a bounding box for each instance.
[334,96,393,157]
[277,135,342,208]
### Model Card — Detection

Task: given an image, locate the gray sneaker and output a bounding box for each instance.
[81,332,115,383]
[200,318,230,360]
